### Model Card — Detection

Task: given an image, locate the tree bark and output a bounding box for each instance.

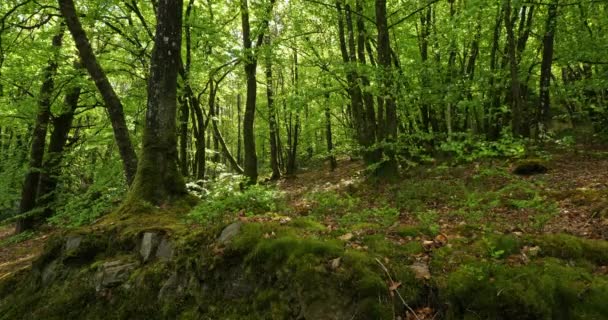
[59,0,138,185]
[241,0,275,184]
[324,92,337,171]
[15,30,64,233]
[538,0,558,131]
[127,0,186,205]
[265,35,281,180]
[504,0,525,137]
[35,82,81,223]
[375,0,398,176]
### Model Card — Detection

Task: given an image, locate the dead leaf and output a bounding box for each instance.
[389,281,402,291]
[434,233,448,246]
[339,233,354,241]
[410,261,431,280]
[330,257,341,270]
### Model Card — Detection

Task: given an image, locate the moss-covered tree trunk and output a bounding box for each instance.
[127,0,186,205]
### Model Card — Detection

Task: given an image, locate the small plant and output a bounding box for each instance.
[0,230,35,247]
[338,206,399,228]
[189,184,285,223]
[308,190,359,217]
[416,210,440,235]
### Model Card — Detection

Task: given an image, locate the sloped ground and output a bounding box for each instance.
[0,147,607,319]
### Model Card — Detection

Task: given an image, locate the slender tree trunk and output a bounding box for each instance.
[265,36,281,180]
[35,83,81,222]
[127,0,186,205]
[15,30,64,233]
[375,0,398,176]
[209,82,244,174]
[192,96,207,180]
[487,5,504,140]
[178,96,189,176]
[538,0,558,132]
[59,0,138,185]
[236,93,243,167]
[240,0,275,184]
[324,92,337,171]
[504,0,525,137]
[419,6,433,133]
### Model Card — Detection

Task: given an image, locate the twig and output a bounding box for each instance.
[375,258,421,320]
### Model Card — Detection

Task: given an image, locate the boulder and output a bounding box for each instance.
[156,237,174,261]
[218,222,242,245]
[63,236,82,253]
[139,232,160,263]
[95,260,138,291]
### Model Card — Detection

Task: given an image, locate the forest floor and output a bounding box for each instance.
[1,145,608,318]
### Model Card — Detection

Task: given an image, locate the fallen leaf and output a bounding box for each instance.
[339,233,354,241]
[389,281,402,291]
[330,257,341,269]
[410,261,431,280]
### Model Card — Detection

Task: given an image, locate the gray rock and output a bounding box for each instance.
[156,237,174,261]
[218,222,242,245]
[64,236,82,253]
[41,260,59,286]
[139,232,160,263]
[158,273,180,301]
[95,260,138,291]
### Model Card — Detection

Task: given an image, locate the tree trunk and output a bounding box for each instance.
[375,0,398,176]
[240,0,275,184]
[265,36,281,180]
[538,0,558,131]
[236,93,243,167]
[15,30,64,233]
[504,0,525,137]
[35,83,81,223]
[487,5,504,140]
[59,0,138,185]
[127,0,186,205]
[324,92,337,171]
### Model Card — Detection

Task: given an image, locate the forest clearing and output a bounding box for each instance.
[1,0,607,319]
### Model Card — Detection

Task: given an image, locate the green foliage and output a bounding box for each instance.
[189,184,284,223]
[338,206,399,228]
[0,230,35,247]
[438,133,527,163]
[49,160,126,227]
[307,190,359,217]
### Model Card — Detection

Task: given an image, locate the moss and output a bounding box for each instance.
[442,259,608,320]
[530,234,608,265]
[289,217,327,232]
[477,234,522,259]
[396,225,437,237]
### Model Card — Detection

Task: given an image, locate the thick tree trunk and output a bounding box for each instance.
[538,0,558,131]
[15,31,64,233]
[59,0,137,185]
[127,0,186,205]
